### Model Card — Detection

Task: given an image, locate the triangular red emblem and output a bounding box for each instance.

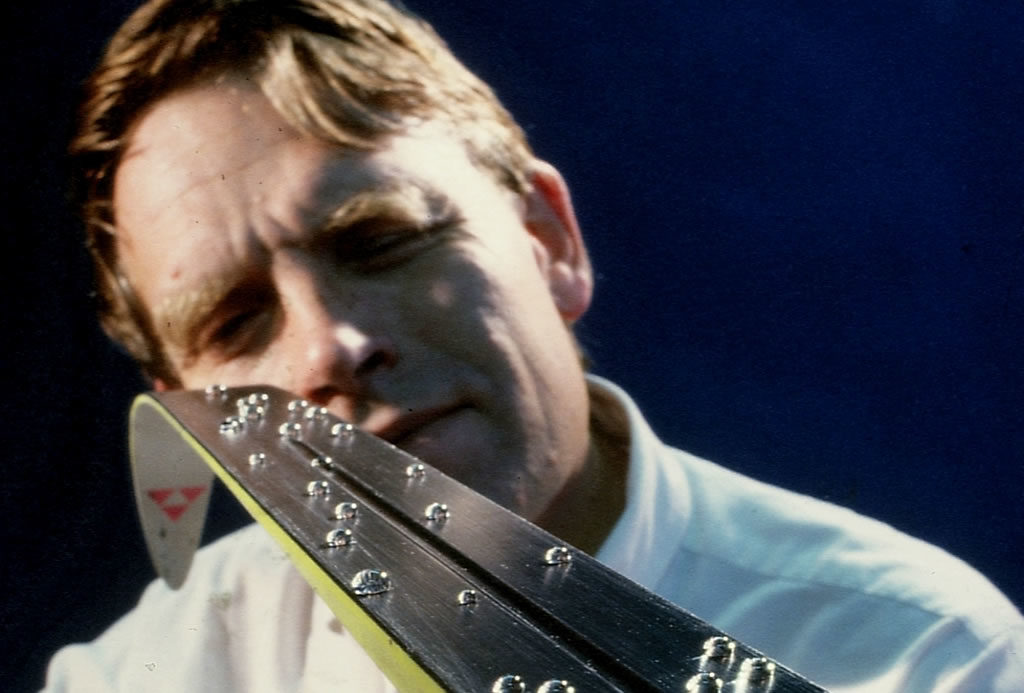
[162,504,188,521]
[146,486,207,522]
[181,486,205,502]
[147,488,174,505]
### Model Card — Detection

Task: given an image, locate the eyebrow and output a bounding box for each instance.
[152,180,453,361]
[313,180,444,242]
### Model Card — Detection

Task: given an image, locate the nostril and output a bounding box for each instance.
[355,349,397,378]
[307,384,338,408]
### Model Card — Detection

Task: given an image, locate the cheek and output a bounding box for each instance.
[426,279,456,308]
[406,269,512,362]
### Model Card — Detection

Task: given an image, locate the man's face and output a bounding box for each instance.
[113,82,594,520]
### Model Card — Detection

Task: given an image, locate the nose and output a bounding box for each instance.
[281,264,398,409]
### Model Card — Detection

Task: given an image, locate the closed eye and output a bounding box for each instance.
[332,216,461,273]
[211,309,261,344]
[199,286,277,358]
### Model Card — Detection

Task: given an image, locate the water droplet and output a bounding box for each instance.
[702,636,735,660]
[304,480,330,497]
[350,569,392,596]
[324,528,354,547]
[287,399,309,415]
[405,463,426,478]
[740,657,775,683]
[333,502,358,520]
[205,384,227,399]
[304,405,328,421]
[424,502,450,522]
[456,589,478,606]
[537,680,575,693]
[543,546,572,565]
[219,416,244,434]
[279,422,302,440]
[330,422,355,440]
[238,403,265,421]
[685,672,723,692]
[236,394,267,413]
[310,455,334,469]
[248,452,267,467]
[491,674,525,693]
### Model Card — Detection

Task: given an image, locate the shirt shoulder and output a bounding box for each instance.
[656,444,1024,691]
[42,525,393,692]
[682,451,1018,627]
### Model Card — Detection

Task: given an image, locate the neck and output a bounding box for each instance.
[535,381,631,554]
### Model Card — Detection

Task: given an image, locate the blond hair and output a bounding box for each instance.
[72,0,533,382]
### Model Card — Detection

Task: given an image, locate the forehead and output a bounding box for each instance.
[115,83,351,240]
[115,82,498,245]
[111,82,521,306]
[114,81,507,216]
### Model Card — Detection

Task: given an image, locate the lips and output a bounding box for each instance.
[370,403,465,448]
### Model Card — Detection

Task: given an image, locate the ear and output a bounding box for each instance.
[522,160,593,323]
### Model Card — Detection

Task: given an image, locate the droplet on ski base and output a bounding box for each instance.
[331,422,355,440]
[333,502,358,520]
[543,546,572,565]
[310,455,334,469]
[219,416,244,434]
[702,636,735,660]
[304,480,330,497]
[350,569,392,596]
[424,502,450,522]
[279,422,302,440]
[205,384,227,399]
[685,671,723,692]
[491,674,525,692]
[324,528,354,548]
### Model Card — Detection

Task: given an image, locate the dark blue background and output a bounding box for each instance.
[3,1,1021,690]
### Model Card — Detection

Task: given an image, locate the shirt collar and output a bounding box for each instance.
[589,375,694,590]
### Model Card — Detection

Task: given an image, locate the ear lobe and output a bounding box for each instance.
[523,160,593,323]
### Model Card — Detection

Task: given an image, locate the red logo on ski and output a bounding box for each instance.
[146,486,206,521]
